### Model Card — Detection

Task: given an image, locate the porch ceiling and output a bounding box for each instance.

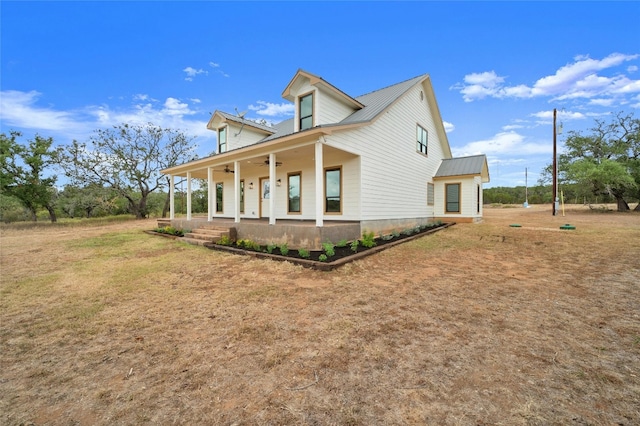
[172,143,357,180]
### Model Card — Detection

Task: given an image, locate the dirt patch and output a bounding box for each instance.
[1,206,639,425]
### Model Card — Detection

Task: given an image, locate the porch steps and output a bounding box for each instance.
[182,225,236,246]
[157,219,172,228]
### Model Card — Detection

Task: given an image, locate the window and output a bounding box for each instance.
[240,180,245,213]
[299,93,313,131]
[218,126,227,153]
[216,182,223,213]
[325,167,341,213]
[288,172,301,213]
[446,183,460,213]
[477,184,481,214]
[427,182,434,206]
[417,124,428,155]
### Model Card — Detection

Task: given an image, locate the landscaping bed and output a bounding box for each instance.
[203,222,454,270]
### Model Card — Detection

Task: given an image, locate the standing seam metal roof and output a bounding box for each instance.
[259,74,428,143]
[434,155,488,177]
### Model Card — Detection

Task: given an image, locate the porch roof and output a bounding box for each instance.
[435,155,490,182]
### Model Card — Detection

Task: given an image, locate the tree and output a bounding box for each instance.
[56,123,196,219]
[543,112,639,212]
[0,131,58,222]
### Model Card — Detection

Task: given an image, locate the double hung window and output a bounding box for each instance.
[446,183,460,213]
[417,125,428,155]
[325,168,341,213]
[218,127,227,153]
[288,173,301,213]
[299,93,313,131]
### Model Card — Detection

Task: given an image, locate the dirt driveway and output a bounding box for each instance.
[1,205,639,425]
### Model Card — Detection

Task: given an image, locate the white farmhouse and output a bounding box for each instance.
[161,69,489,249]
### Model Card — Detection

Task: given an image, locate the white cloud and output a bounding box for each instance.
[248,101,294,117]
[209,61,229,77]
[0,90,90,134]
[453,131,551,157]
[453,53,640,103]
[0,89,214,144]
[443,121,454,133]
[183,66,207,81]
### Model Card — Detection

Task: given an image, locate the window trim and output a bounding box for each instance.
[416,124,428,156]
[427,182,434,206]
[218,126,228,153]
[298,91,314,131]
[215,182,223,213]
[240,179,245,214]
[324,166,342,214]
[287,172,302,214]
[445,182,461,214]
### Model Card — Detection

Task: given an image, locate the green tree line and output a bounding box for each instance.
[2,113,638,223]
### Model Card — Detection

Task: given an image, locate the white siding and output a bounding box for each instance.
[209,151,361,221]
[225,123,270,151]
[325,82,446,221]
[433,176,483,221]
[317,89,357,125]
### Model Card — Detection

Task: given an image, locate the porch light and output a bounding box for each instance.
[249,182,254,190]
[277,179,282,187]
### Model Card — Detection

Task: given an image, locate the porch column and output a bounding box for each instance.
[315,139,324,227]
[169,174,175,220]
[234,160,241,223]
[207,167,213,221]
[269,153,276,225]
[186,171,192,221]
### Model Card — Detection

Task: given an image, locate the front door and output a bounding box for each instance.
[260,177,270,218]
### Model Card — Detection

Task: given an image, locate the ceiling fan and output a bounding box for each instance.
[214,165,234,173]
[260,157,282,167]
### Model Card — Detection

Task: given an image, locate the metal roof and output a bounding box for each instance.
[341,74,428,125]
[435,155,489,179]
[259,74,428,142]
[216,111,275,134]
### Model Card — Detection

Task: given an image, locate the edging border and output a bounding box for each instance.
[202,223,455,270]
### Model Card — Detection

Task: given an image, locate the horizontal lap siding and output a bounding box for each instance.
[434,176,481,219]
[227,125,270,151]
[317,90,357,125]
[328,83,444,220]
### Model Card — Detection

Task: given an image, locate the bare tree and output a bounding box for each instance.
[57,123,196,219]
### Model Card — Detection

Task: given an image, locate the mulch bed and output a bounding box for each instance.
[203,222,454,270]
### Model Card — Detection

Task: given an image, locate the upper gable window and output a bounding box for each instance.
[218,126,227,153]
[299,93,314,131]
[417,124,428,156]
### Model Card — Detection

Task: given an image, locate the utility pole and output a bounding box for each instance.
[552,108,558,216]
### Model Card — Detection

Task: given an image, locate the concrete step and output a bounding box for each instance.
[184,232,225,241]
[181,237,208,246]
[190,228,229,237]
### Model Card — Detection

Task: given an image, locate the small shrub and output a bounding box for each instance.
[350,239,359,252]
[155,226,184,237]
[401,228,413,236]
[237,239,260,251]
[266,244,277,254]
[279,243,289,256]
[336,239,348,248]
[381,234,394,241]
[322,241,335,257]
[218,235,233,246]
[392,230,400,238]
[361,231,377,248]
[298,248,310,259]
[318,254,328,262]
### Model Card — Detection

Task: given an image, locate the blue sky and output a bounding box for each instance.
[2,1,639,188]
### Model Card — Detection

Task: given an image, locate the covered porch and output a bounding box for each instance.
[161,134,362,249]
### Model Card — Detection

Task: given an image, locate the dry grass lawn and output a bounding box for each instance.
[1,205,639,425]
